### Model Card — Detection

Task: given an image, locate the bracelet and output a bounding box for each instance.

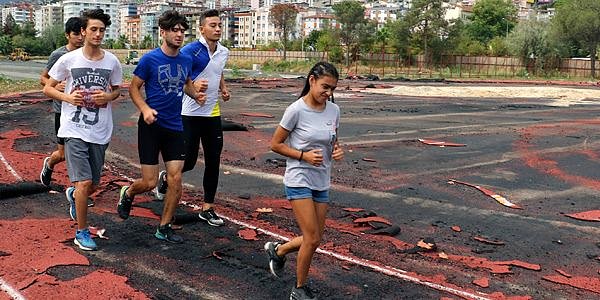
[299,150,304,161]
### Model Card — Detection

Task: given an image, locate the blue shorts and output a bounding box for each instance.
[285,186,329,203]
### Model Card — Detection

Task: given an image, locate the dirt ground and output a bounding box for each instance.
[1,78,600,300]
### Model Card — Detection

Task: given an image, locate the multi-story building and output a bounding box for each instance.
[124,15,141,45]
[233,10,253,48]
[2,4,34,27]
[34,3,63,36]
[63,0,120,40]
[118,2,138,40]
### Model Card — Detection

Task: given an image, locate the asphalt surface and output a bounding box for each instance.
[1,76,600,299]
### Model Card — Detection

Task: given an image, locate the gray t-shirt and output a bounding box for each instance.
[46,46,69,112]
[280,98,340,190]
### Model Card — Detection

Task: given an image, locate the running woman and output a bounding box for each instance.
[264,62,344,300]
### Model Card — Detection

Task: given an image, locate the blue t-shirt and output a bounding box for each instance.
[133,48,192,131]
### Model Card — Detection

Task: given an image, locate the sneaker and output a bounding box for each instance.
[155,224,183,243]
[290,285,317,300]
[74,228,97,251]
[154,170,167,201]
[264,241,286,277]
[65,186,76,221]
[117,186,134,219]
[40,156,53,186]
[198,208,224,226]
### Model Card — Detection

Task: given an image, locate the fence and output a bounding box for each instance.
[343,52,600,80]
[228,50,328,62]
[108,49,598,79]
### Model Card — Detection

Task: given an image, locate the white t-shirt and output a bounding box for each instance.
[181,36,229,117]
[49,48,123,145]
[280,98,340,190]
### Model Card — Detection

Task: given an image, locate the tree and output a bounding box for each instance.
[507,20,558,74]
[3,13,18,36]
[403,0,449,63]
[270,3,298,60]
[20,22,36,38]
[552,0,600,78]
[467,0,518,44]
[333,0,366,66]
[40,24,66,53]
[139,35,153,49]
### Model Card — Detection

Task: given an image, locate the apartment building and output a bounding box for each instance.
[35,3,63,36]
[63,0,120,40]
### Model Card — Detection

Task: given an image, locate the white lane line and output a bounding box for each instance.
[219,215,491,300]
[0,151,22,181]
[0,277,26,300]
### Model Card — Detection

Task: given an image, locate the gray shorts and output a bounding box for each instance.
[64,138,108,185]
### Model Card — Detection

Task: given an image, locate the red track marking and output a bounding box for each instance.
[565,210,600,222]
[24,271,149,299]
[473,277,489,288]
[542,275,600,294]
[0,218,149,299]
[515,120,600,191]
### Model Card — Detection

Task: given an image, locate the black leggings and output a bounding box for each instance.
[182,115,223,203]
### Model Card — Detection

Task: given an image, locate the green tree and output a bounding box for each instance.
[3,13,18,36]
[20,22,36,38]
[113,34,129,49]
[0,35,13,55]
[403,0,449,63]
[333,0,366,66]
[40,24,67,53]
[467,0,518,44]
[270,3,298,60]
[104,38,115,49]
[507,19,557,73]
[552,0,600,78]
[139,35,153,49]
[388,17,411,58]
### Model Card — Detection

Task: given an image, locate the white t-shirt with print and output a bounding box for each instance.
[49,48,123,145]
[280,98,340,190]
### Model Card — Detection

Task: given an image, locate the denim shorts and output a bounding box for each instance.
[285,186,329,203]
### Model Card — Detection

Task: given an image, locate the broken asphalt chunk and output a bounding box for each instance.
[418,138,466,147]
[363,225,401,236]
[473,236,505,246]
[565,210,600,222]
[266,158,286,167]
[555,269,572,278]
[353,216,392,226]
[240,112,274,118]
[238,228,259,241]
[448,179,522,209]
[401,238,437,254]
[472,277,489,288]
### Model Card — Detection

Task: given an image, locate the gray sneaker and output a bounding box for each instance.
[40,156,53,186]
[290,285,317,300]
[154,170,167,201]
[264,241,286,277]
[198,208,224,226]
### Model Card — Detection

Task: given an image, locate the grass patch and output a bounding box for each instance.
[0,75,41,94]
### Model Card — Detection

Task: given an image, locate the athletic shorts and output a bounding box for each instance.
[285,186,330,203]
[138,116,186,165]
[64,138,108,185]
[54,113,65,145]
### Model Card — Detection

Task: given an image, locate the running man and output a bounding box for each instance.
[155,9,230,227]
[39,17,84,190]
[43,9,123,251]
[116,10,207,243]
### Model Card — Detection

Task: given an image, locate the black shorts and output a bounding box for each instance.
[138,116,186,165]
[54,113,65,145]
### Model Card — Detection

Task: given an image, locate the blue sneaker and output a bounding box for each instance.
[65,187,76,221]
[74,228,97,251]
